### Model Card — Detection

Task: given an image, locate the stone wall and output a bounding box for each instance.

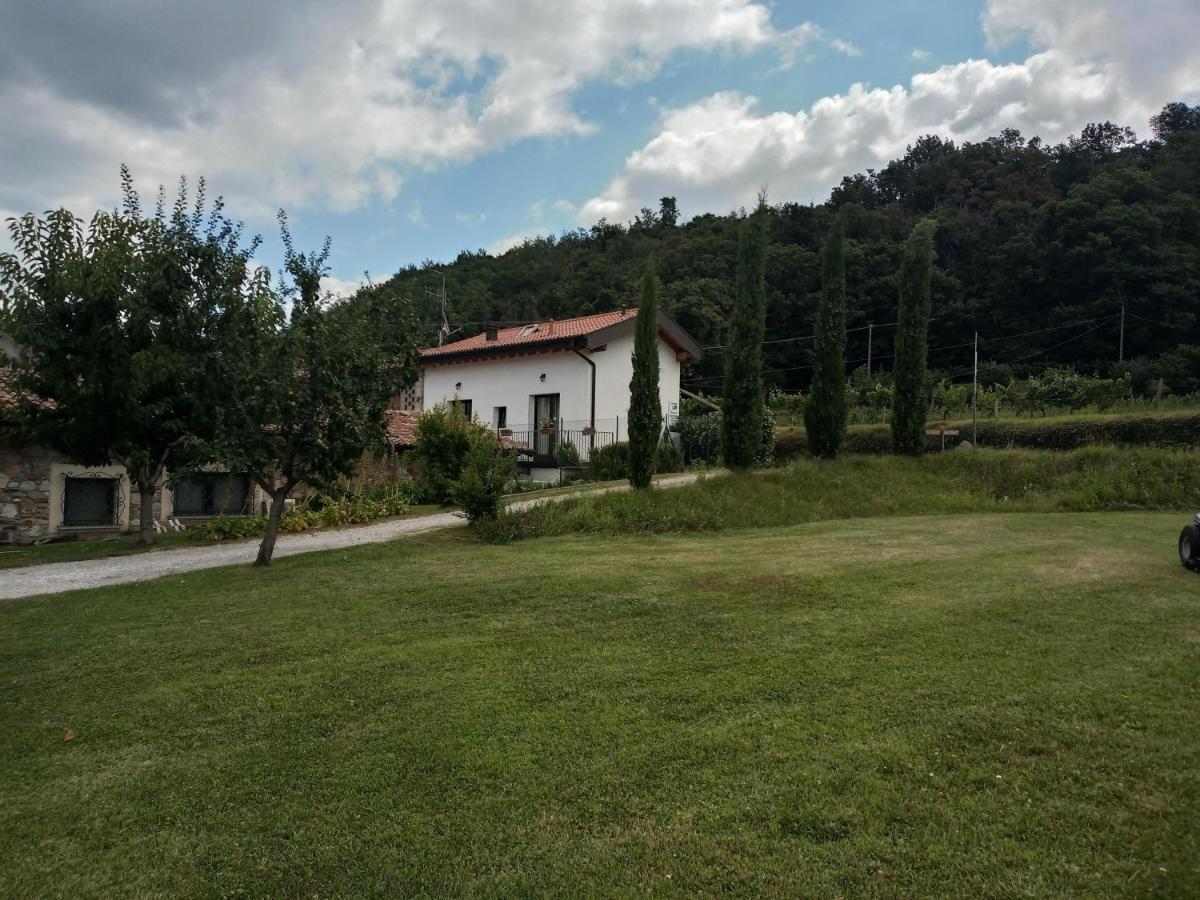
[1,443,54,543]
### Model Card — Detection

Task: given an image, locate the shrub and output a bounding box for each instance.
[679,410,722,466]
[187,515,266,542]
[756,406,776,468]
[590,439,682,479]
[185,485,412,541]
[775,411,1200,459]
[656,441,683,474]
[590,441,630,480]
[555,440,581,467]
[412,405,477,503]
[454,430,514,525]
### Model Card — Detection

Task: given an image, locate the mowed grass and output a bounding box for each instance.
[2,512,1199,896]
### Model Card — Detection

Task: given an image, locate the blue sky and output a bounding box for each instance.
[294,1,1023,283]
[0,0,1195,294]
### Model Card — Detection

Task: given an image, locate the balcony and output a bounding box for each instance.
[496,417,618,467]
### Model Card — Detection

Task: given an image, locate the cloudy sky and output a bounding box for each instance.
[1,0,1197,294]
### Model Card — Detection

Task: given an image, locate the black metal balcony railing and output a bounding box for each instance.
[496,417,617,465]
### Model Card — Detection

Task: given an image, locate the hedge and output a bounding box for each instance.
[775,412,1200,459]
[590,441,683,480]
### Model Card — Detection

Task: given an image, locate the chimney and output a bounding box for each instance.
[484,325,498,341]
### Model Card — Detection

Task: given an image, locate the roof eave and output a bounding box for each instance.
[421,335,586,364]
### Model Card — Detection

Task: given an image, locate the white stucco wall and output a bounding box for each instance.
[589,331,681,440]
[423,350,593,429]
[422,332,684,441]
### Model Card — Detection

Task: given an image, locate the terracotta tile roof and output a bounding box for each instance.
[421,308,637,360]
[386,408,524,451]
[385,409,421,448]
[0,368,25,409]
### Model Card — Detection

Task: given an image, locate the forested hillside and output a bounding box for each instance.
[381,102,1200,396]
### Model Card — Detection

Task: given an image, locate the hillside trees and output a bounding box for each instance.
[369,102,1200,392]
[627,257,662,489]
[721,198,769,470]
[891,218,938,455]
[804,212,849,457]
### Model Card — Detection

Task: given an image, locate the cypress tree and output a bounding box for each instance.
[721,200,769,470]
[627,256,662,489]
[891,218,938,455]
[804,212,849,457]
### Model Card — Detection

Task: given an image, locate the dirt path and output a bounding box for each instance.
[1,473,705,600]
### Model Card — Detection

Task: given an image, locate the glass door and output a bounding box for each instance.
[533,393,559,456]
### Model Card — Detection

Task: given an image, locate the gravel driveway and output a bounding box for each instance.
[1,473,705,600]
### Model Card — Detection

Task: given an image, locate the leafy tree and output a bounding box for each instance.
[214,215,417,566]
[1151,102,1200,140]
[659,196,680,228]
[804,212,849,457]
[0,169,254,544]
[891,218,938,454]
[627,257,662,488]
[721,199,769,470]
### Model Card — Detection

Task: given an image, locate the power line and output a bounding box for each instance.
[941,314,1121,381]
[701,321,899,351]
[684,313,1125,388]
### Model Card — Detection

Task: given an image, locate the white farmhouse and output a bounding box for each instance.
[420,308,702,477]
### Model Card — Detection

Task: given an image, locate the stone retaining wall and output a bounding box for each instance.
[1,443,54,543]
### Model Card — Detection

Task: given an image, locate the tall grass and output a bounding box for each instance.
[477,447,1200,542]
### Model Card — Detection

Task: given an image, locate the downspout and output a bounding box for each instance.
[572,347,596,453]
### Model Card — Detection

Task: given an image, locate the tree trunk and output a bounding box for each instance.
[254,485,291,567]
[136,479,157,546]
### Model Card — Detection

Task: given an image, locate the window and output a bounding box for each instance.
[517,324,538,337]
[173,473,250,517]
[452,399,473,420]
[62,477,119,527]
[493,406,507,428]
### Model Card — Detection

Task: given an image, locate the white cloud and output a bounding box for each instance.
[454,212,487,226]
[911,48,930,61]
[320,274,366,300]
[984,0,1200,104]
[488,230,555,256]
[581,0,1200,222]
[831,38,862,57]
[406,202,428,229]
[0,0,855,223]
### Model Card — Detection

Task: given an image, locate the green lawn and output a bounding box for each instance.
[2,512,1198,896]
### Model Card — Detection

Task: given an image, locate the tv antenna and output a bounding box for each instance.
[424,270,462,345]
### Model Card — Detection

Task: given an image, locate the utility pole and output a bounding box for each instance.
[1118,303,1125,362]
[866,322,873,374]
[972,330,978,448]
